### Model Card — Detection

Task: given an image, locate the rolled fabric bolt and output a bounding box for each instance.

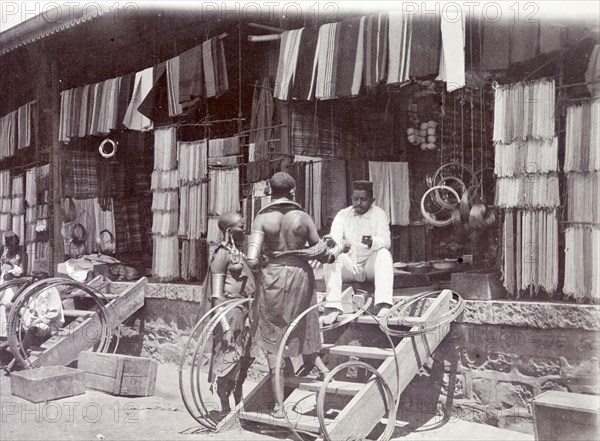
[408,134,416,143]
[419,129,427,137]
[428,121,438,128]
[427,127,436,135]
[407,127,415,135]
[426,143,436,150]
[420,122,428,130]
[420,143,428,150]
[427,135,437,143]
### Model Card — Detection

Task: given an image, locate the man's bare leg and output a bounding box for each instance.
[266,353,285,418]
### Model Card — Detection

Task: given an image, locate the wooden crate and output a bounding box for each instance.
[533,391,599,441]
[78,352,158,397]
[11,366,85,403]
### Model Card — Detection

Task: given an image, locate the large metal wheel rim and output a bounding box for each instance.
[7,278,112,369]
[421,186,460,227]
[274,299,401,441]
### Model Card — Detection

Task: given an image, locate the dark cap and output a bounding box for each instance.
[352,180,373,193]
[270,172,296,193]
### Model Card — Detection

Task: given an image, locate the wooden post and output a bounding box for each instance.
[50,57,63,275]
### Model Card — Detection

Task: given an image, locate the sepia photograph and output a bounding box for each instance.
[0,1,599,440]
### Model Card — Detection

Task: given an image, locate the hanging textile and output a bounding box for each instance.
[17,102,32,149]
[123,67,154,131]
[502,209,559,296]
[368,161,410,226]
[181,238,209,281]
[114,198,148,255]
[202,36,229,98]
[494,138,559,177]
[292,27,320,100]
[363,13,389,88]
[241,180,272,233]
[178,139,208,239]
[294,155,322,229]
[61,150,99,199]
[250,77,274,161]
[436,11,465,92]
[409,14,441,77]
[336,17,364,97]
[0,171,12,234]
[178,45,204,111]
[563,98,600,301]
[274,28,304,101]
[565,98,600,173]
[585,45,600,97]
[11,176,25,242]
[313,22,340,100]
[510,21,540,64]
[321,159,347,228]
[494,79,558,297]
[137,62,170,125]
[25,168,37,270]
[167,55,183,117]
[0,111,17,158]
[151,127,179,280]
[492,79,556,143]
[564,227,600,301]
[387,11,412,85]
[207,165,240,254]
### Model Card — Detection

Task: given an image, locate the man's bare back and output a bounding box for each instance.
[254,208,320,254]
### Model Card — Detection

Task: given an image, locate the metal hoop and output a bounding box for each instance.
[99,138,117,159]
[421,186,460,227]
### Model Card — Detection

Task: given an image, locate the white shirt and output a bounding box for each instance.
[329,205,391,264]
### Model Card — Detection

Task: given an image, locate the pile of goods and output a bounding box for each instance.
[407,120,438,151]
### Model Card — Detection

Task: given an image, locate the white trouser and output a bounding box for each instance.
[0,287,18,338]
[324,249,394,312]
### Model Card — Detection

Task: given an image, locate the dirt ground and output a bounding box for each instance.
[0,362,533,441]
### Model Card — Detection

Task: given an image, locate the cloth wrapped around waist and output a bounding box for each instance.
[267,240,329,266]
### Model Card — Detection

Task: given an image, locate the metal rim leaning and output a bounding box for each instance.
[421,186,460,227]
[380,290,465,338]
[178,298,250,431]
[274,299,401,441]
[317,360,396,441]
[192,299,250,428]
[178,299,241,431]
[7,278,113,369]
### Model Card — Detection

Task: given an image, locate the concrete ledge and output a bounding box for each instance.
[109,282,600,331]
[460,300,600,331]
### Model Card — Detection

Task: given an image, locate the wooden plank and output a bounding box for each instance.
[322,345,394,360]
[326,290,452,441]
[218,374,271,432]
[286,377,364,396]
[83,371,120,394]
[63,310,95,318]
[78,352,120,377]
[31,278,147,368]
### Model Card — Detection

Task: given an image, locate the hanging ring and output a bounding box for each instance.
[99,138,117,159]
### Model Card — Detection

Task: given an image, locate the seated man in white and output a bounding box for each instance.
[322,180,394,323]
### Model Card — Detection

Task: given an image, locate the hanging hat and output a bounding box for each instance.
[352,180,373,193]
